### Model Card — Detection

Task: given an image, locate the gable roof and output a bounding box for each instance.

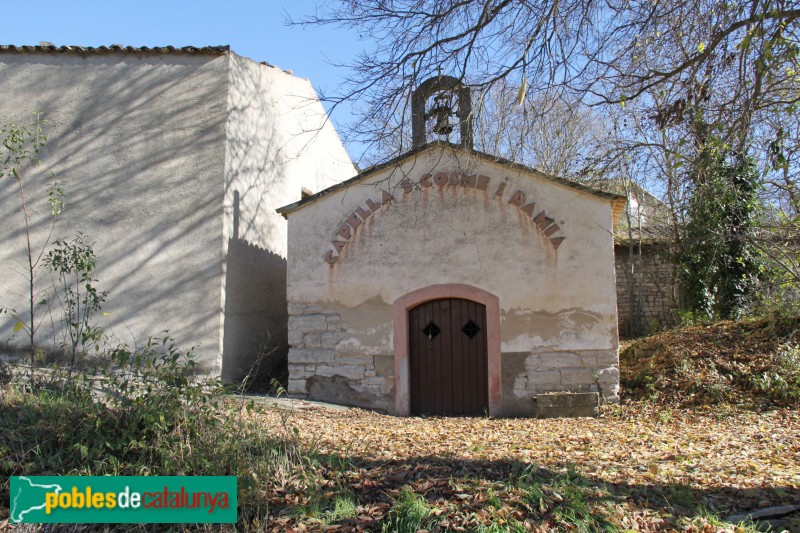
[0,44,230,56]
[277,141,627,222]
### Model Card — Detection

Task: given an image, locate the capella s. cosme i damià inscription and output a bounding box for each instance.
[323,172,565,264]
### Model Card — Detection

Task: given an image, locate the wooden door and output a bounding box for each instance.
[408,298,488,415]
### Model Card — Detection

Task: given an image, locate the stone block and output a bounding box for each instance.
[336,355,374,365]
[595,366,619,383]
[289,314,328,332]
[559,368,596,384]
[532,384,565,392]
[287,329,304,347]
[288,363,305,380]
[594,350,619,366]
[288,379,307,395]
[534,392,599,418]
[373,354,395,377]
[314,365,335,377]
[360,384,382,396]
[315,364,366,380]
[321,331,345,346]
[287,303,304,315]
[529,370,561,385]
[303,333,323,348]
[528,352,583,369]
[290,348,334,364]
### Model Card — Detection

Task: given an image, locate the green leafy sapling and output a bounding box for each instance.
[1,115,63,380]
[45,233,107,368]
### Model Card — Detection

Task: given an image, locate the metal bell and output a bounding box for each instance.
[430,94,454,136]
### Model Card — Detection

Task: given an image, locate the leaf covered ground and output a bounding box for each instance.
[3,319,799,531]
[253,318,800,531]
[621,316,800,408]
[254,403,799,532]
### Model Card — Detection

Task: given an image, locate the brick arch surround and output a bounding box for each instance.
[393,284,501,416]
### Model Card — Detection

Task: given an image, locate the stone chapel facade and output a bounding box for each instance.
[279,139,626,417]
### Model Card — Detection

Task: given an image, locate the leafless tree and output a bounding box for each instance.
[471,83,608,177]
[297,0,800,310]
[297,0,800,165]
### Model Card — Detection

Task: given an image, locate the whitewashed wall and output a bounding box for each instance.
[220,54,354,381]
[0,49,354,379]
[0,51,230,372]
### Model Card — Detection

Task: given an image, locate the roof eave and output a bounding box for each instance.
[276,141,626,217]
[0,44,231,55]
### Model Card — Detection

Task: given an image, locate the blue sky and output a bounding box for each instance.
[4,0,365,155]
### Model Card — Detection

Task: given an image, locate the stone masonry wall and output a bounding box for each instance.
[288,302,621,415]
[286,304,394,412]
[615,243,679,337]
[502,349,619,415]
[288,299,620,416]
[514,351,620,399]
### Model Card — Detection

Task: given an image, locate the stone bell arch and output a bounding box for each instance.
[411,75,473,149]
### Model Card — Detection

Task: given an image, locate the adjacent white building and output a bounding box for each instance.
[0,45,355,380]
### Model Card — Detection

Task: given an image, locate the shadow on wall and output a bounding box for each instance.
[221,238,287,390]
[0,53,230,365]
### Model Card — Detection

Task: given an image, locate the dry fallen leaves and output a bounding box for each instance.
[251,402,799,531]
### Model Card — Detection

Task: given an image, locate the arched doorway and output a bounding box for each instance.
[408,298,488,415]
[393,284,502,417]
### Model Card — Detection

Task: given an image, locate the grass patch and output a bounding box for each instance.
[291,486,358,525]
[473,519,528,532]
[328,493,358,521]
[382,486,431,533]
[0,337,306,530]
[515,464,620,532]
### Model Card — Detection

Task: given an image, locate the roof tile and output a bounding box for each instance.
[0,44,230,55]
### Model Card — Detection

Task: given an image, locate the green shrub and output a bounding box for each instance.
[0,335,305,529]
[45,233,107,367]
[749,342,800,402]
[674,308,712,327]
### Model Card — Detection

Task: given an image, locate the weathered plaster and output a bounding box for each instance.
[332,297,394,356]
[499,307,615,352]
[501,352,531,416]
[0,52,229,373]
[284,145,621,415]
